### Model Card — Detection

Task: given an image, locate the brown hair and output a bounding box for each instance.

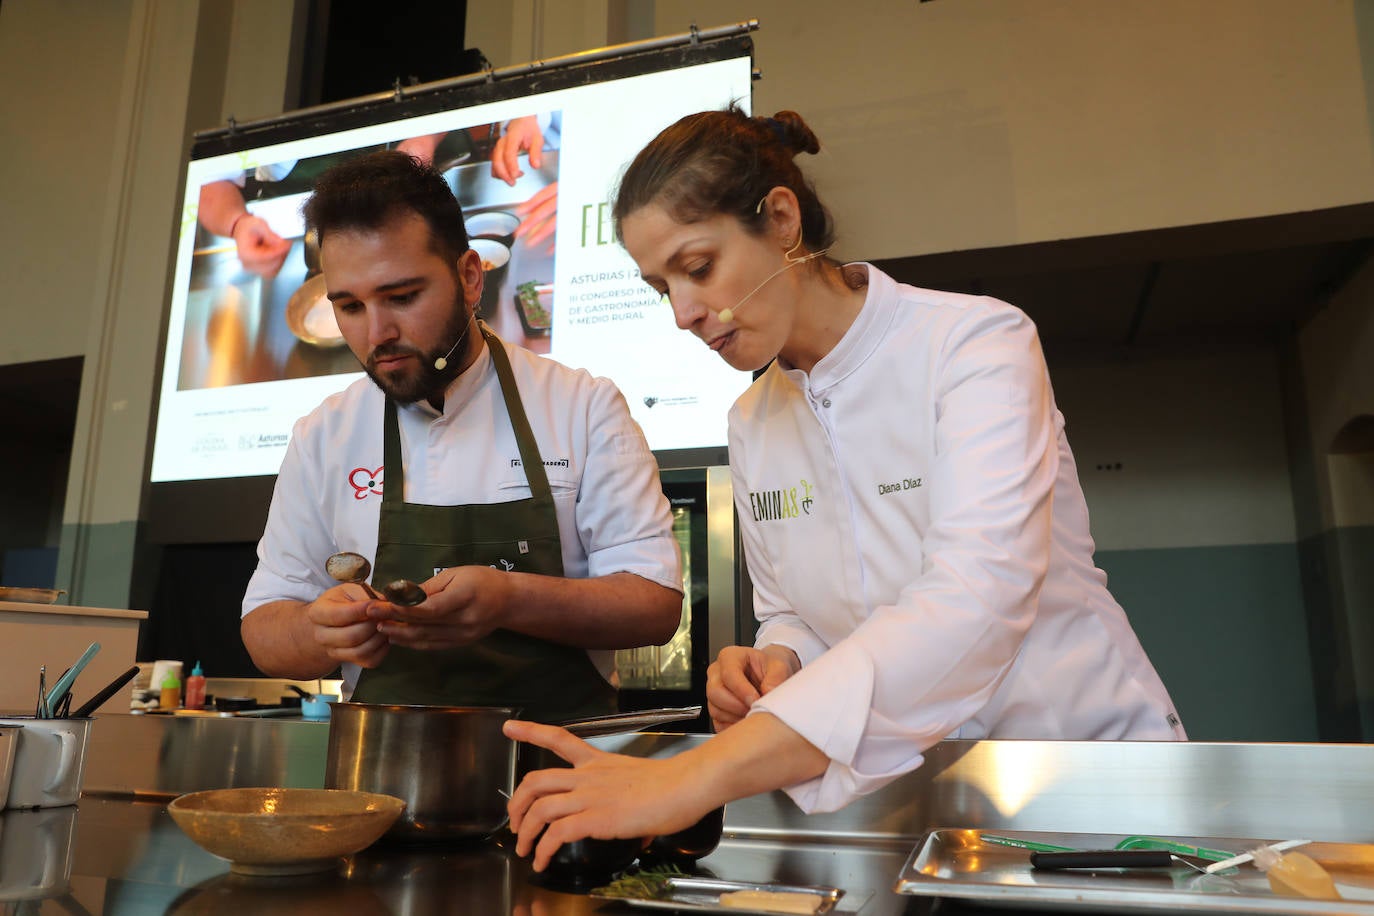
[612,105,833,250]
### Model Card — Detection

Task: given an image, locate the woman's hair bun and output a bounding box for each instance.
[771,110,821,156]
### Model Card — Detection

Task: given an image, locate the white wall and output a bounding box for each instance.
[0,0,296,375]
[0,0,295,604]
[218,0,299,125]
[469,0,619,67]
[642,0,1374,261]
[0,0,134,366]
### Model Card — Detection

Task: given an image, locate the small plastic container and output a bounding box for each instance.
[160,672,182,711]
[301,694,340,720]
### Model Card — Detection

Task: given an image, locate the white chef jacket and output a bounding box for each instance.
[736,265,1185,814]
[243,331,682,696]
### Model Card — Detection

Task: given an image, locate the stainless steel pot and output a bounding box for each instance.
[325,703,700,842]
[326,704,514,841]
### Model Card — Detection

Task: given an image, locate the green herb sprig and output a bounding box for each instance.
[592,862,687,899]
[516,281,551,328]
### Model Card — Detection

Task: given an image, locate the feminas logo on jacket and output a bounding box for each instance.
[747,479,815,521]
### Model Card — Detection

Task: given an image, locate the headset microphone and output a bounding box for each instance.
[433,311,474,371]
[717,245,831,325]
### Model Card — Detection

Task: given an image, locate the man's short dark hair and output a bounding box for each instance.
[304,149,469,264]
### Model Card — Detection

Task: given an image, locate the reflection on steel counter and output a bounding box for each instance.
[0,805,78,900]
[68,796,904,915]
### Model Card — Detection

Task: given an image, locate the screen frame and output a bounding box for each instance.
[145,34,754,545]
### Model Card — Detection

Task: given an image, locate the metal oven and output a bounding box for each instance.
[615,467,742,732]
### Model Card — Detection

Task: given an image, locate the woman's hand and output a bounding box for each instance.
[503,720,716,873]
[705,645,800,731]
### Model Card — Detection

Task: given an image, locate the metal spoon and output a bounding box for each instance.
[326,552,383,599]
[382,579,427,606]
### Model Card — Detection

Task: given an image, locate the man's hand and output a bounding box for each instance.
[231,213,292,278]
[705,645,800,732]
[304,584,391,668]
[366,565,512,650]
[491,116,545,185]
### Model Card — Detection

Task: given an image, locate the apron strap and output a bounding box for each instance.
[383,398,405,504]
[481,324,555,507]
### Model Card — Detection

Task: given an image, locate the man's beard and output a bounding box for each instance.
[363,292,471,404]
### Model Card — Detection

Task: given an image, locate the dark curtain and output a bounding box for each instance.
[138,543,263,677]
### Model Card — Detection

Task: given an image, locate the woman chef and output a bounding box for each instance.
[504,107,1186,870]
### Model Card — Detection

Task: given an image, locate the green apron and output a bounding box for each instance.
[350,326,618,721]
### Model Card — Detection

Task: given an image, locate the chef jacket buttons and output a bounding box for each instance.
[822,398,832,408]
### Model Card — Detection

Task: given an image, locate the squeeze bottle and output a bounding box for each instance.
[185,661,206,709]
[1251,844,1340,900]
[160,671,182,711]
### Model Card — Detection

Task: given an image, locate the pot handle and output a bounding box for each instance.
[560,706,702,739]
[43,729,79,793]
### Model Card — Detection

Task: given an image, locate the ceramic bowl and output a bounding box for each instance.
[167,787,405,876]
[284,273,345,348]
[465,210,520,248]
[470,238,511,318]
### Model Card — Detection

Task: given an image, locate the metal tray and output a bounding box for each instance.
[895,829,1374,914]
[590,876,844,914]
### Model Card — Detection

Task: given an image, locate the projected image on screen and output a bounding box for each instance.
[151,51,754,487]
[176,111,564,393]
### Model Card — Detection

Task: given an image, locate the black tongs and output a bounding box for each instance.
[1031,850,1212,873]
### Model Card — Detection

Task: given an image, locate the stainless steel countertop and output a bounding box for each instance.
[21,713,1374,914]
[6,796,927,915]
[82,715,1374,846]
